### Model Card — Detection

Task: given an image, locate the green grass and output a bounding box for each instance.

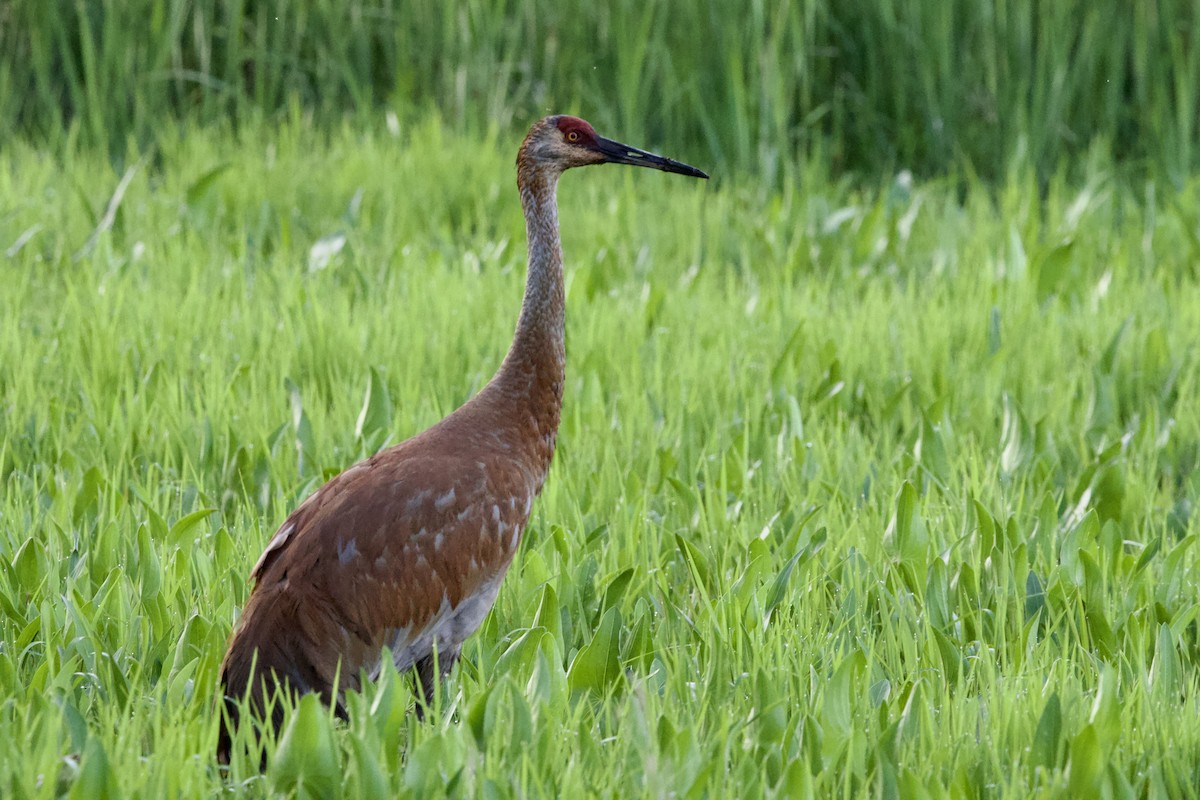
[2,0,1199,179]
[3,115,1200,797]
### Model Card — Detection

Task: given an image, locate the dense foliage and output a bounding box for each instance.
[2,0,1198,178]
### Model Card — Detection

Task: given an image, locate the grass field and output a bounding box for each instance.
[3,113,1200,797]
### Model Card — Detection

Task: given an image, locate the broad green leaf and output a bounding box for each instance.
[1032,692,1063,768]
[12,538,45,594]
[1098,316,1131,373]
[185,162,231,205]
[355,366,393,441]
[675,533,713,592]
[533,583,563,651]
[68,737,119,800]
[1133,536,1161,577]
[271,693,340,800]
[821,650,865,740]
[770,321,806,386]
[1150,623,1181,697]
[466,683,495,750]
[1067,724,1106,797]
[527,634,568,713]
[567,606,623,694]
[135,522,162,599]
[600,567,635,615]
[168,508,217,548]
[885,482,928,566]
[350,735,390,800]
[765,545,810,625]
[73,466,106,524]
[999,394,1032,476]
[1035,241,1075,301]
[623,607,655,672]
[494,626,544,678]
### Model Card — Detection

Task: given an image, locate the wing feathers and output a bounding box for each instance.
[219,447,535,736]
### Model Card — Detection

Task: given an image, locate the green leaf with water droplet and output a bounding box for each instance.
[168,508,216,548]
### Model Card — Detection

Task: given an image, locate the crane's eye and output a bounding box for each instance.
[566,131,580,143]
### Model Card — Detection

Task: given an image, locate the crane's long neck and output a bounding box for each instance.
[509,169,565,378]
[485,167,565,475]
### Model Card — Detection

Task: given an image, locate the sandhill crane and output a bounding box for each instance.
[216,115,707,763]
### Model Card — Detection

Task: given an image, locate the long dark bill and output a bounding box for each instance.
[595,137,709,179]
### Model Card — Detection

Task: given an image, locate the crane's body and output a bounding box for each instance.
[217,116,706,763]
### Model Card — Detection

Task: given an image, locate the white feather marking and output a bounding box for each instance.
[251,521,294,577]
[337,538,360,565]
[434,532,444,551]
[491,504,501,523]
[510,525,521,550]
[457,506,473,522]
[435,488,457,511]
[405,489,432,514]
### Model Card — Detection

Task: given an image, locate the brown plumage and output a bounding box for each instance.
[216,115,707,764]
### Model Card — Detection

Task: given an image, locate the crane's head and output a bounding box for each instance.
[518,115,708,180]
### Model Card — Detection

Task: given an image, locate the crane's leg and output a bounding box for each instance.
[412,645,462,719]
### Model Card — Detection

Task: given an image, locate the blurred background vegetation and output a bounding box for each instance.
[2,0,1197,182]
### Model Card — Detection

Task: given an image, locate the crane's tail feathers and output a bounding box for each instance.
[216,648,354,769]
